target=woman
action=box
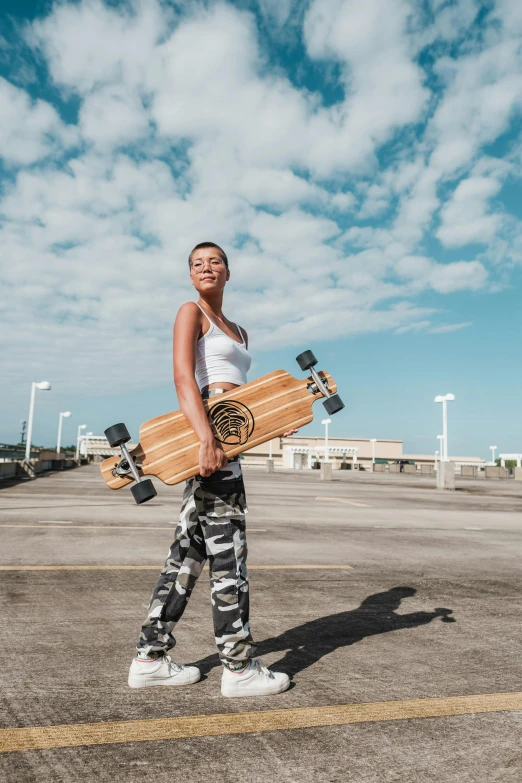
[128,242,293,697]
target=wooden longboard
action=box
[100,369,337,490]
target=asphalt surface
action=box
[1,465,521,782]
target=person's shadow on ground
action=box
[197,586,456,678]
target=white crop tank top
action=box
[194,303,252,391]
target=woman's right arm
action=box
[173,303,228,477]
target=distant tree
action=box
[496,458,517,469]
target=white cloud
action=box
[395,318,473,335]
[395,256,488,293]
[304,0,429,171]
[29,0,166,95]
[428,260,487,293]
[390,3,522,250]
[79,86,151,149]
[395,320,432,334]
[493,0,522,33]
[358,183,390,219]
[429,40,522,176]
[235,168,327,209]
[330,192,355,212]
[429,321,472,333]
[417,0,481,46]
[437,176,503,247]
[0,77,77,165]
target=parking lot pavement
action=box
[1,465,521,782]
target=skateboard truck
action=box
[296,350,345,415]
[104,423,157,504]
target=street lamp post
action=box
[321,418,332,462]
[370,438,377,464]
[56,411,71,455]
[434,394,455,462]
[76,425,87,460]
[437,434,444,460]
[83,432,93,459]
[490,445,497,465]
[25,381,52,461]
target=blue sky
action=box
[0,0,521,458]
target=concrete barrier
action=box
[266,459,274,474]
[461,465,478,478]
[373,463,387,473]
[402,464,416,474]
[0,463,17,479]
[514,467,522,481]
[0,459,80,482]
[437,461,455,490]
[421,464,434,475]
[34,460,53,474]
[484,466,509,479]
[320,462,333,481]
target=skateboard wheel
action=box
[296,350,317,371]
[131,479,157,505]
[323,394,345,415]
[104,423,131,448]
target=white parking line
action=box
[316,496,370,508]
[37,520,73,524]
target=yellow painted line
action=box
[0,564,352,572]
[0,525,267,532]
[316,496,370,508]
[1,692,520,753]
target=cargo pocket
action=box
[199,477,248,519]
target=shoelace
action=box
[164,655,183,674]
[252,658,275,679]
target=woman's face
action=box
[189,247,230,294]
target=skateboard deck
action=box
[100,368,337,490]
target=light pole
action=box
[76,424,86,460]
[321,418,332,462]
[434,394,455,461]
[370,438,377,464]
[56,411,71,455]
[83,432,93,459]
[490,445,497,465]
[437,434,444,460]
[25,381,51,461]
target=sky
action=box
[0,0,521,458]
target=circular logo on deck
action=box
[208,399,255,446]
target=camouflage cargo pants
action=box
[137,397,255,666]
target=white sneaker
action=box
[128,654,201,688]
[221,658,290,697]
